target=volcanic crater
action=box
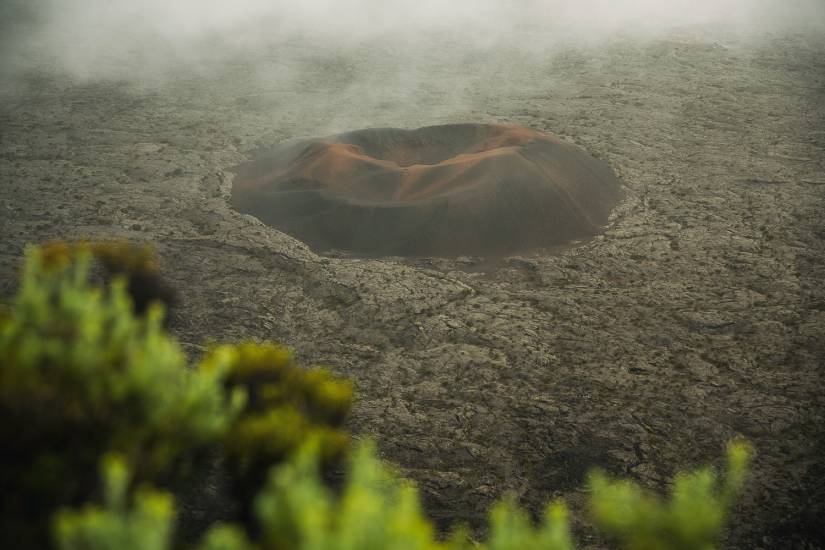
[230,123,623,257]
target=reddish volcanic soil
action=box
[230,124,623,257]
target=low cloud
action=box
[2,0,823,82]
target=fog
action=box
[1,0,823,84]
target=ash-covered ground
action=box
[1,8,824,548]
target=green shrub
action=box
[589,441,753,550]
[254,439,750,550]
[0,244,352,548]
[39,240,176,315]
[53,439,752,550]
[255,439,441,550]
[486,497,574,550]
[55,454,176,550]
[205,342,352,525]
[1,243,753,549]
[0,246,237,547]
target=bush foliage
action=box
[0,246,235,546]
[0,244,352,548]
[55,454,176,550]
[0,243,752,550]
[210,341,352,524]
[56,439,752,550]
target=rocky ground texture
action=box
[1,25,824,549]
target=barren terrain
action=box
[1,24,824,548]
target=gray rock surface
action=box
[1,27,824,548]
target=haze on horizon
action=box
[1,0,823,84]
